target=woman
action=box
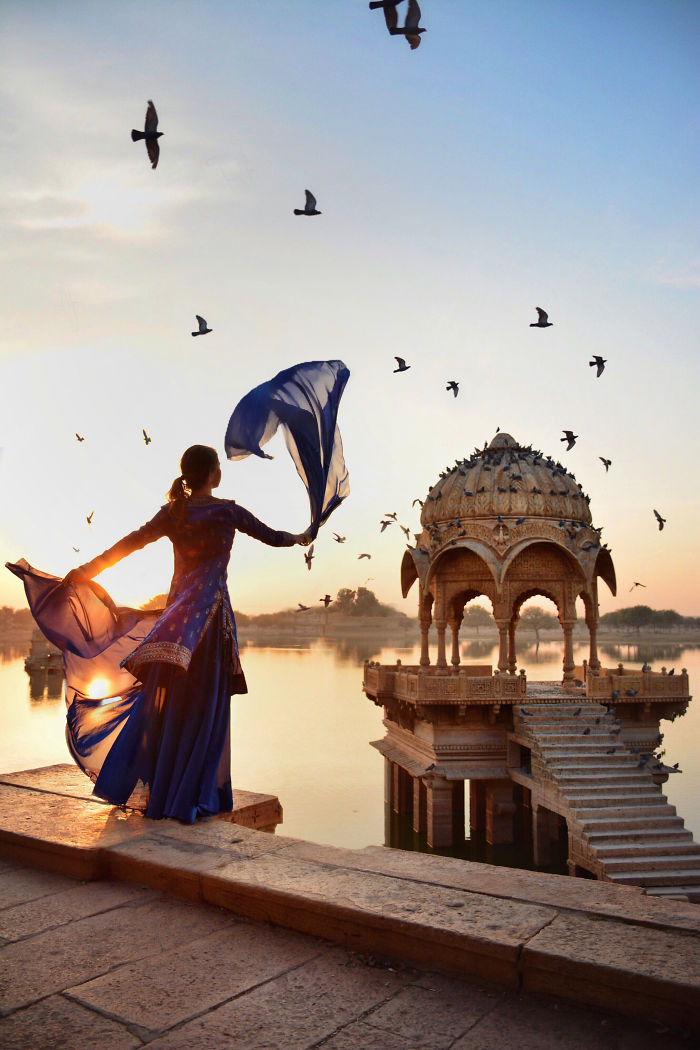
[11,444,313,823]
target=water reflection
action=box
[601,641,700,666]
[28,668,64,703]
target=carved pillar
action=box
[452,781,465,842]
[449,616,463,667]
[419,603,432,667]
[435,620,448,669]
[392,764,412,816]
[384,758,393,807]
[494,618,509,673]
[507,615,518,675]
[485,779,516,845]
[562,620,576,683]
[425,776,456,848]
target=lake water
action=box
[1,636,699,859]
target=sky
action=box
[1,0,698,618]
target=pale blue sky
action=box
[1,1,698,615]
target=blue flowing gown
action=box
[7,497,296,823]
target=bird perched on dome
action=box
[131,100,163,169]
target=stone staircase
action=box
[513,703,700,903]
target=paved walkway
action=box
[0,857,692,1050]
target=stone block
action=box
[69,919,321,1035]
[0,896,233,1014]
[0,994,140,1050]
[143,948,410,1050]
[0,880,155,943]
[521,912,700,1028]
[0,864,76,908]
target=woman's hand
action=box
[295,528,316,547]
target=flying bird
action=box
[191,315,212,337]
[332,533,346,543]
[75,433,85,442]
[412,498,424,507]
[599,457,611,472]
[384,512,398,520]
[304,545,314,570]
[561,430,578,451]
[358,553,371,560]
[629,581,646,591]
[380,519,394,532]
[297,603,310,612]
[86,511,94,525]
[446,381,459,397]
[389,0,426,48]
[400,525,411,539]
[294,190,321,216]
[530,307,553,328]
[589,355,607,377]
[393,356,410,373]
[131,100,163,169]
[72,546,80,552]
[142,429,151,445]
[320,594,333,608]
[653,509,666,531]
[369,0,405,35]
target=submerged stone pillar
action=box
[412,776,427,835]
[392,764,412,816]
[469,780,486,834]
[562,620,576,683]
[449,617,462,667]
[425,775,456,848]
[435,619,448,669]
[485,779,516,845]
[532,805,551,866]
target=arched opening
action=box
[425,546,497,668]
[515,594,562,671]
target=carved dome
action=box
[421,433,592,529]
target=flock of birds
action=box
[75,7,669,624]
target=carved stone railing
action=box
[363,661,527,705]
[586,667,689,702]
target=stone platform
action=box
[0,766,698,1034]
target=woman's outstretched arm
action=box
[64,508,170,584]
[231,503,313,547]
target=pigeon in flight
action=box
[304,544,314,570]
[320,594,333,608]
[297,603,310,612]
[446,381,459,397]
[653,509,666,531]
[192,315,212,337]
[561,430,578,450]
[369,0,405,34]
[390,0,426,48]
[86,511,94,525]
[142,428,152,445]
[400,524,411,539]
[358,553,372,560]
[72,546,80,552]
[131,100,163,169]
[380,519,394,532]
[629,581,646,591]
[294,190,321,216]
[333,533,346,543]
[75,433,85,442]
[393,356,410,373]
[530,307,553,328]
[384,512,398,520]
[590,355,607,377]
[412,498,423,507]
[599,457,611,472]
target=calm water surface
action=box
[1,637,698,852]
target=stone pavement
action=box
[0,857,694,1050]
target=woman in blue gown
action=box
[10,444,312,823]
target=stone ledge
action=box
[0,765,698,1030]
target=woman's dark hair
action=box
[168,445,220,520]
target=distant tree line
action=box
[600,605,700,632]
[0,606,34,633]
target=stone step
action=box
[568,792,665,810]
[556,773,651,788]
[594,843,700,865]
[607,868,700,888]
[646,885,700,902]
[538,735,623,749]
[547,758,639,769]
[586,826,693,845]
[538,743,629,755]
[575,804,678,823]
